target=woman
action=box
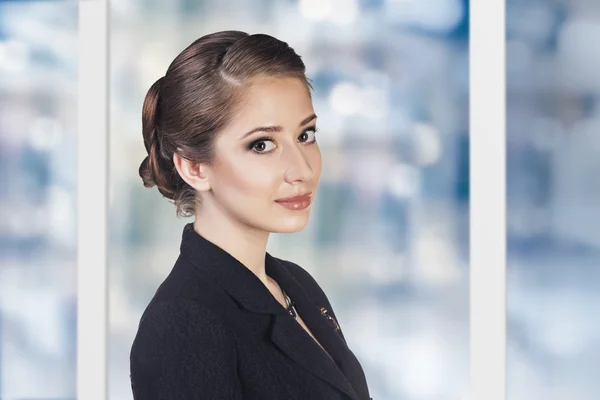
[130,30,372,400]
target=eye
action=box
[298,127,318,143]
[250,138,277,154]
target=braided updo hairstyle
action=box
[139,31,311,217]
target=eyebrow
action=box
[240,113,318,139]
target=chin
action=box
[269,215,311,234]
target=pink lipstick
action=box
[275,192,312,210]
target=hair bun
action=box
[139,149,178,200]
[138,155,156,188]
[139,76,179,200]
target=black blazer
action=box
[130,223,372,400]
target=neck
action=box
[193,204,271,284]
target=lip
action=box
[275,192,312,202]
[275,192,313,210]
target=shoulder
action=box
[137,296,226,331]
[130,297,236,375]
[133,296,233,353]
[131,256,236,358]
[130,298,242,398]
[144,255,233,318]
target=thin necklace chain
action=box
[281,288,298,320]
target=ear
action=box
[173,152,211,192]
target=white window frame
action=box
[470,0,507,399]
[77,1,108,399]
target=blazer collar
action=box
[179,223,288,316]
[179,223,362,400]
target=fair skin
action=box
[173,76,327,350]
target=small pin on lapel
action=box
[319,306,341,332]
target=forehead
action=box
[228,76,314,130]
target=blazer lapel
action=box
[267,255,361,400]
[269,312,360,400]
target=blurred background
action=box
[6,1,600,399]
[506,1,600,399]
[109,1,468,400]
[0,0,78,399]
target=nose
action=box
[283,144,314,184]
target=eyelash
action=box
[248,126,319,155]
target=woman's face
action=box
[203,76,322,234]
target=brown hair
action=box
[139,30,312,217]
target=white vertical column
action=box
[470,0,507,399]
[77,0,109,399]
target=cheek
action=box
[215,156,280,200]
